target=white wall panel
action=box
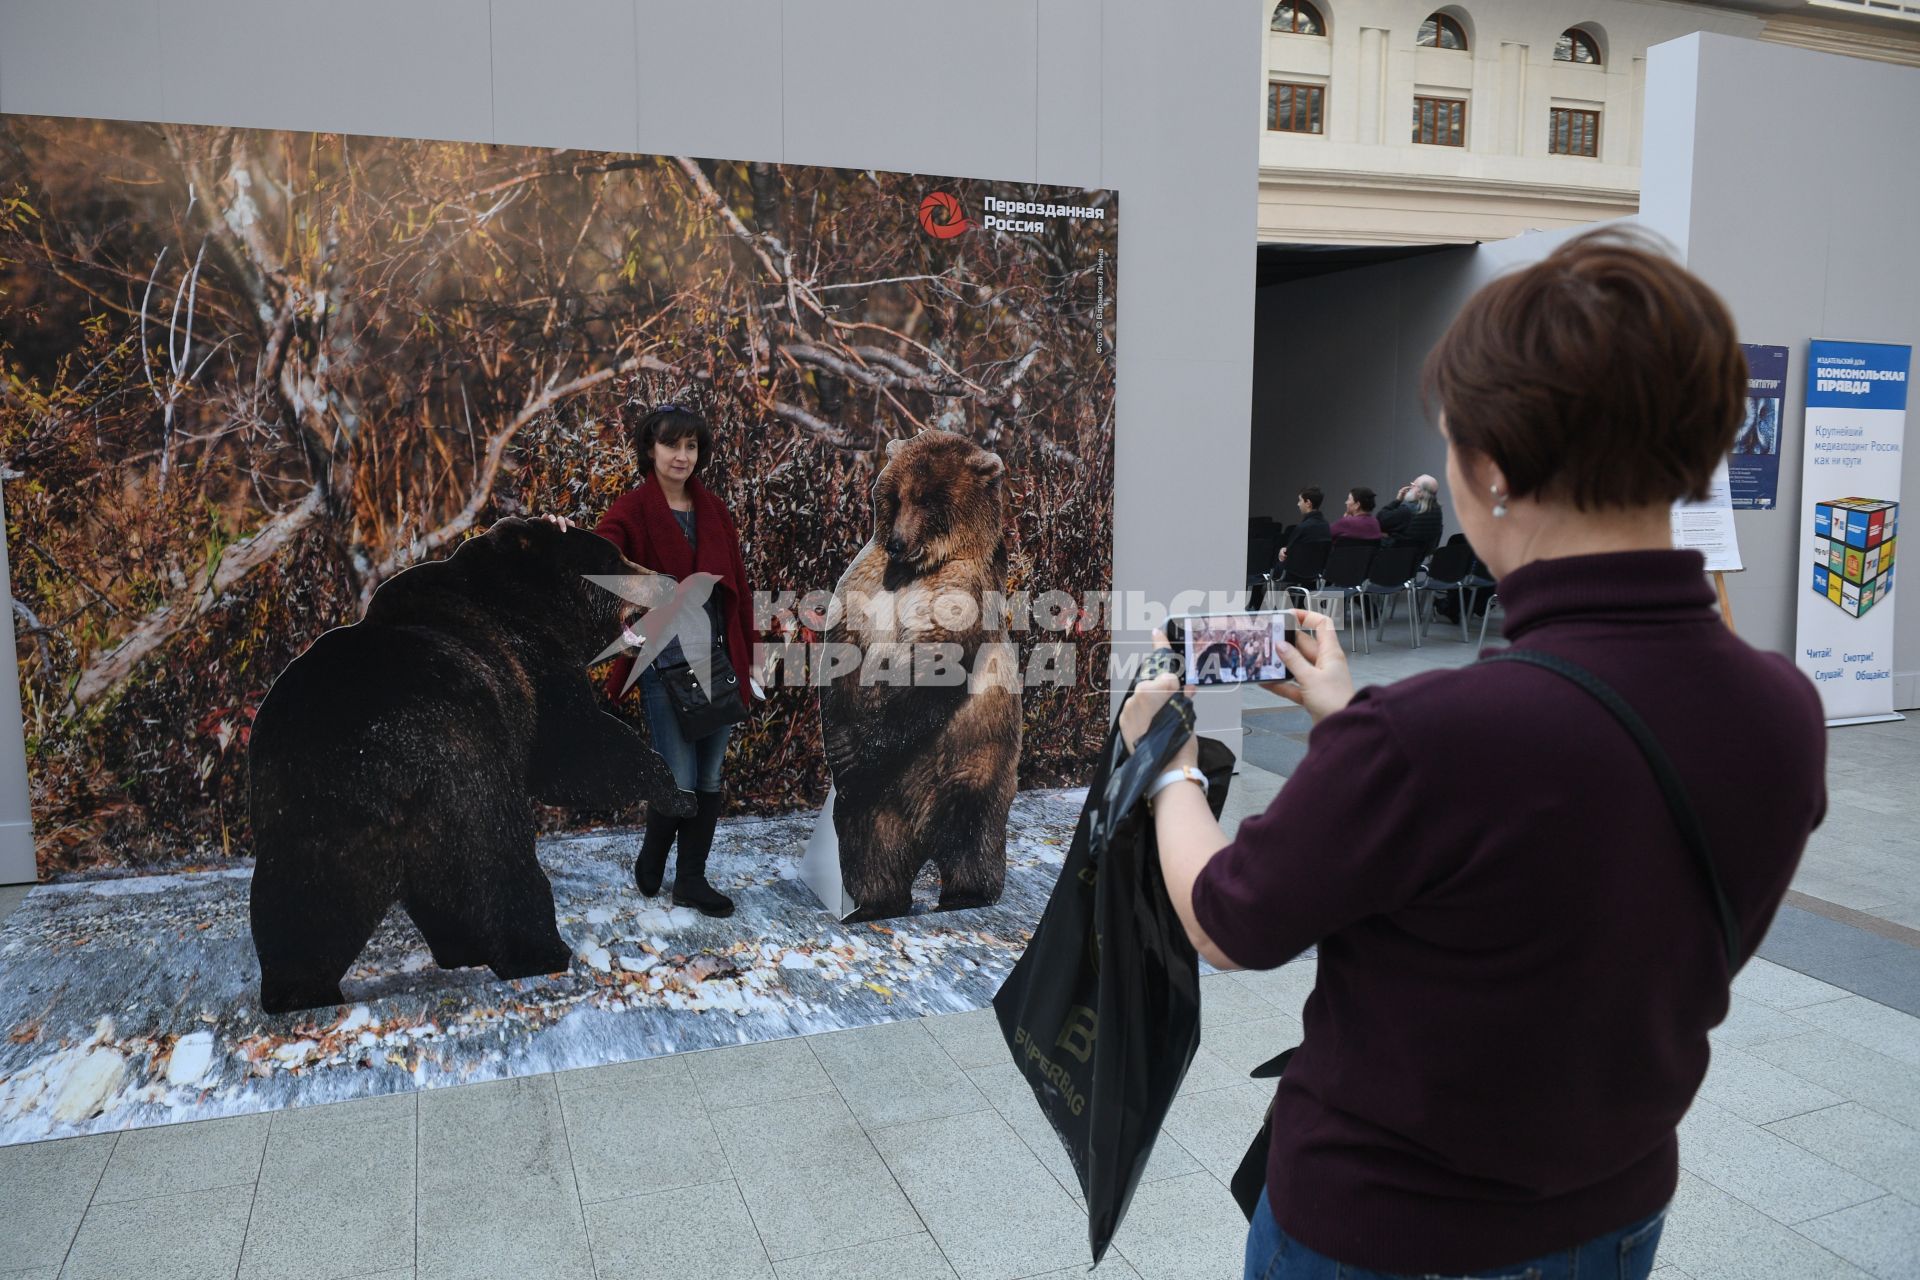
[0,0,163,122]
[782,0,1038,180]
[492,0,639,152]
[158,0,494,141]
[634,0,784,163]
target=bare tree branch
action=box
[67,486,328,710]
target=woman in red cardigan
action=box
[595,404,756,918]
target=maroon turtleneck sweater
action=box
[1192,550,1826,1273]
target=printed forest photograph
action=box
[0,117,1117,881]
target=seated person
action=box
[1329,487,1383,542]
[1276,486,1330,569]
[1379,475,1445,555]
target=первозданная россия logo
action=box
[918,191,969,239]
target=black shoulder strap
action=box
[1483,649,1743,971]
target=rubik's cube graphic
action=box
[1813,498,1897,618]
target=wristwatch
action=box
[1146,765,1208,808]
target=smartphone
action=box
[1165,609,1292,686]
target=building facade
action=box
[1258,0,1920,244]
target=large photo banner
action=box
[1796,339,1909,723]
[0,115,1116,1139]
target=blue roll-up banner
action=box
[1795,339,1910,724]
[1732,344,1788,510]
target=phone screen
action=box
[1175,610,1292,686]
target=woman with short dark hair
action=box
[595,403,756,918]
[1122,228,1826,1279]
[1327,486,1382,542]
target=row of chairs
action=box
[1258,536,1498,653]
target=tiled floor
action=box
[2,621,1918,1279]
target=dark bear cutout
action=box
[820,430,1022,921]
[248,518,687,1014]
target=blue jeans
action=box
[638,666,732,793]
[1243,1188,1667,1280]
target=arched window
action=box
[1555,28,1602,64]
[1418,13,1469,51]
[1271,3,1326,36]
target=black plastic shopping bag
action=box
[992,678,1234,1263]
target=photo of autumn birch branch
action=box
[0,118,1115,877]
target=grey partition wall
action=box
[0,1,1261,882]
[1641,33,1920,707]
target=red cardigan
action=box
[594,476,755,704]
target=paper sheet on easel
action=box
[1672,457,1744,572]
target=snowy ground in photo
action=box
[0,788,1086,1145]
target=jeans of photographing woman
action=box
[638,666,732,792]
[633,664,735,916]
[1244,1188,1668,1280]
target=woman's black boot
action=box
[671,791,735,918]
[635,793,692,896]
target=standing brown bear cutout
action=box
[819,431,1022,921]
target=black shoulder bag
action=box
[1227,648,1742,1220]
[653,644,748,740]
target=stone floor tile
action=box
[1677,1096,1885,1225]
[710,1092,921,1260]
[1199,972,1280,1027]
[870,1107,1086,1280]
[1710,994,1819,1050]
[416,1172,594,1280]
[240,1097,415,1280]
[272,1090,416,1132]
[1812,951,1920,1020]
[559,1073,728,1203]
[809,1018,989,1131]
[553,1051,690,1092]
[966,1061,1197,1199]
[61,1185,252,1280]
[1226,959,1317,1021]
[418,1075,574,1189]
[1657,1171,1874,1280]
[1746,1032,1920,1130]
[1199,1015,1302,1079]
[1108,1170,1246,1280]
[1697,1045,1846,1125]
[1756,908,1903,978]
[1732,959,1853,1012]
[0,1131,114,1270]
[1176,1043,1248,1096]
[585,1180,774,1280]
[1790,997,1920,1068]
[924,1008,1011,1071]
[1158,1083,1271,1182]
[686,1036,835,1111]
[1792,1195,1920,1280]
[1022,1260,1142,1279]
[94,1112,269,1203]
[416,1076,592,1280]
[771,1231,959,1280]
[1766,1103,1920,1205]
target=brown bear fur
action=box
[818,430,1022,920]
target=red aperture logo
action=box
[918,191,969,239]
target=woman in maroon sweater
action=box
[1327,486,1384,542]
[1122,230,1826,1278]
[595,404,756,917]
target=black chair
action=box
[1274,538,1330,588]
[1356,544,1426,648]
[1415,539,1477,643]
[1319,541,1378,653]
[1246,531,1282,608]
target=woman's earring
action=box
[1490,486,1509,519]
